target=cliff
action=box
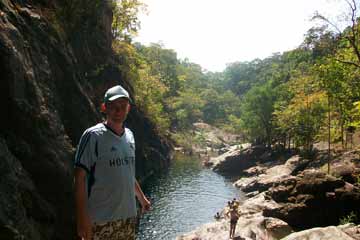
[0,0,171,239]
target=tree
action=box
[274,77,327,153]
[240,82,276,146]
[312,0,360,67]
[111,0,146,41]
[167,90,205,129]
[136,43,180,96]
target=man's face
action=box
[105,98,130,124]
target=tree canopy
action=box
[107,0,360,152]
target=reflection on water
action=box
[136,153,242,240]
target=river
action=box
[136,152,243,240]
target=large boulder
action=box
[211,145,269,176]
[176,215,292,240]
[263,169,360,230]
[177,193,292,240]
[234,155,307,193]
[282,225,357,240]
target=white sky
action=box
[135,0,348,72]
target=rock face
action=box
[192,123,241,148]
[179,145,360,239]
[176,216,292,240]
[263,169,360,230]
[177,142,360,239]
[234,155,308,193]
[230,150,360,231]
[282,225,357,240]
[0,137,57,240]
[0,1,171,239]
[211,145,268,176]
[211,144,296,176]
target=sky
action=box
[135,0,348,72]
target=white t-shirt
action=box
[75,123,137,224]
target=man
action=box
[74,85,151,240]
[227,207,240,239]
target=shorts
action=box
[230,219,238,225]
[92,218,136,240]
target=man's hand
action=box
[139,196,151,214]
[77,213,92,240]
[75,168,92,240]
[135,180,151,214]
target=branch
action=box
[335,58,360,68]
[347,0,360,64]
[312,12,342,34]
[343,34,360,65]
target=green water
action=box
[136,153,242,240]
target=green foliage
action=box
[112,40,171,134]
[135,66,170,133]
[339,211,357,225]
[350,101,360,128]
[240,82,276,145]
[200,89,241,125]
[167,90,205,129]
[221,115,243,134]
[136,43,180,95]
[57,0,103,33]
[111,0,145,41]
[107,0,360,149]
[274,74,327,150]
[171,132,196,152]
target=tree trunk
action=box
[288,135,291,150]
[328,95,331,174]
[340,104,344,149]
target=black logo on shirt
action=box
[109,157,135,167]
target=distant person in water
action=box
[227,207,240,239]
[214,212,221,220]
[74,85,151,240]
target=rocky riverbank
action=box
[177,143,360,240]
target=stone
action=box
[281,226,355,240]
[234,155,303,193]
[264,218,293,239]
[212,145,268,176]
[264,169,360,229]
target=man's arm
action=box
[74,168,92,240]
[134,179,151,213]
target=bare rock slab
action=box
[282,225,356,240]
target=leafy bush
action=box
[339,211,357,225]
